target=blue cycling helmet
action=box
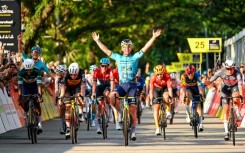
[31,46,42,54]
[100,58,110,65]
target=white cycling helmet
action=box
[55,64,67,75]
[23,59,34,70]
[170,73,177,79]
[225,58,235,68]
[68,62,79,74]
[121,39,133,46]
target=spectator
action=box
[240,63,245,85]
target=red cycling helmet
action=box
[186,65,195,74]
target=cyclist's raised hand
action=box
[92,32,100,42]
[152,29,162,38]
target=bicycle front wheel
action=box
[170,103,175,125]
[123,108,129,146]
[71,108,77,144]
[193,111,198,138]
[28,108,37,144]
[231,107,235,146]
[87,106,91,131]
[160,110,166,140]
[137,98,142,124]
[101,111,107,139]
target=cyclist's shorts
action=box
[19,96,41,115]
[153,86,168,104]
[95,84,110,98]
[221,84,239,105]
[85,88,92,97]
[115,83,137,104]
[186,86,199,97]
[22,82,38,95]
[173,89,178,97]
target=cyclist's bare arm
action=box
[167,80,173,97]
[80,84,86,97]
[204,69,222,86]
[110,80,115,92]
[17,35,23,53]
[145,62,150,75]
[91,80,97,99]
[59,85,66,98]
[38,85,42,95]
[141,29,162,53]
[18,84,22,96]
[92,32,112,56]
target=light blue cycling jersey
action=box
[22,53,50,73]
[110,50,144,83]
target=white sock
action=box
[224,121,228,133]
[199,117,203,125]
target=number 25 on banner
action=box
[187,38,222,53]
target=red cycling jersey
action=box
[150,72,172,90]
[110,68,119,85]
[93,67,112,84]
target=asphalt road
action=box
[0,105,245,153]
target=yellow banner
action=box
[177,53,202,63]
[171,62,185,71]
[187,38,222,53]
[166,65,177,73]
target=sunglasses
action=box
[70,74,77,77]
[25,69,33,72]
[121,44,133,48]
[100,65,108,68]
[157,74,163,76]
[240,66,244,68]
[226,68,232,71]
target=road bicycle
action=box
[99,96,109,139]
[85,95,95,131]
[185,95,202,138]
[63,94,80,144]
[22,94,39,144]
[118,95,135,146]
[154,97,167,140]
[220,96,243,146]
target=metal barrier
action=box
[224,28,245,65]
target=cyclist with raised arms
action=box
[58,62,86,137]
[149,65,173,135]
[180,65,205,132]
[204,59,244,140]
[91,58,114,134]
[54,64,67,134]
[92,29,162,140]
[21,46,55,78]
[18,59,43,134]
